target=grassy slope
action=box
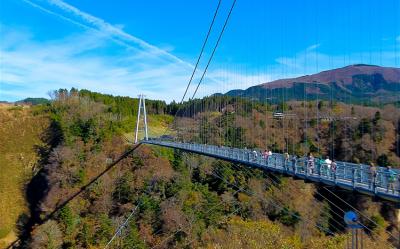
[0,104,49,247]
[124,114,175,142]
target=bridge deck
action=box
[143,139,400,203]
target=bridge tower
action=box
[134,94,148,143]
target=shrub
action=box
[277,207,301,226]
[368,214,386,232]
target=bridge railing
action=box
[145,138,400,198]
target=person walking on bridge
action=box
[386,166,397,194]
[331,159,337,180]
[284,152,290,171]
[266,149,272,163]
[262,150,268,159]
[252,149,258,162]
[262,150,268,165]
[307,153,315,175]
[316,157,324,176]
[291,155,298,173]
[324,156,332,177]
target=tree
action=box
[201,218,303,249]
[94,214,113,246]
[367,214,386,233]
[318,101,324,110]
[113,173,134,204]
[120,220,147,249]
[377,154,389,167]
[276,206,301,226]
[373,111,381,125]
[30,221,63,249]
[277,102,289,112]
[58,205,77,236]
[160,199,189,234]
[358,118,372,137]
[259,119,266,129]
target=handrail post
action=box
[306,159,309,177]
[334,167,337,184]
[318,163,322,177]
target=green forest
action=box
[1,89,399,249]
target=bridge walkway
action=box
[143,139,400,203]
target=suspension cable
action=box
[160,0,223,137]
[228,162,346,232]
[262,167,394,246]
[150,171,245,249]
[104,202,142,248]
[191,0,237,100]
[178,0,222,105]
[323,186,399,242]
[6,143,142,249]
[210,166,336,236]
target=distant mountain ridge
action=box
[226,64,400,104]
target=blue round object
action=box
[344,211,362,228]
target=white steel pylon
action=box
[134,94,148,143]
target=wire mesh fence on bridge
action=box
[144,138,400,202]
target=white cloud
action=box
[25,0,189,66]
[0,26,263,102]
[306,44,320,51]
[273,44,400,78]
[207,70,273,89]
[2,36,176,101]
[2,0,249,102]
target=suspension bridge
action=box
[134,88,400,204]
[132,91,400,247]
[142,139,400,203]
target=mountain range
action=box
[226,64,400,104]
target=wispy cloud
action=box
[1,0,232,102]
[0,27,191,101]
[306,43,320,51]
[273,44,400,78]
[24,0,190,66]
[0,24,260,102]
[1,0,275,102]
[204,70,273,92]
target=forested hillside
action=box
[1,89,399,249]
[174,95,400,167]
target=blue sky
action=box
[0,0,399,102]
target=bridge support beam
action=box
[134,94,149,143]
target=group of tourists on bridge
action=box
[368,163,398,193]
[255,150,339,177]
[247,148,399,194]
[146,139,399,196]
